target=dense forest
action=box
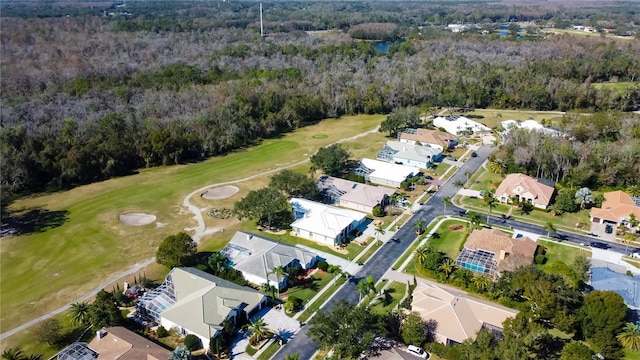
[2,1,640,206]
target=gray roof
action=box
[384,141,441,163]
[222,232,318,284]
[591,267,640,308]
[316,176,395,208]
[161,267,264,339]
[56,343,98,360]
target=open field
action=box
[592,81,640,93]
[428,220,470,259]
[541,28,637,41]
[463,109,566,128]
[0,114,383,334]
[537,240,591,267]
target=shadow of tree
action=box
[1,207,69,237]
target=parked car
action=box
[447,156,457,161]
[471,152,478,157]
[587,232,599,237]
[632,252,640,259]
[406,345,429,359]
[605,224,614,234]
[590,241,609,249]
[425,175,434,180]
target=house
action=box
[433,115,491,136]
[290,198,367,246]
[316,175,395,213]
[136,267,266,347]
[590,191,640,228]
[56,327,170,360]
[352,158,416,188]
[398,128,458,152]
[377,141,442,169]
[455,228,537,278]
[591,266,640,309]
[500,119,561,136]
[220,231,319,290]
[494,173,556,209]
[411,282,518,345]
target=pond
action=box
[372,39,406,52]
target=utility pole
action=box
[260,3,264,37]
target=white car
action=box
[406,345,429,359]
[632,252,640,259]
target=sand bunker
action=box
[119,213,157,226]
[201,185,239,200]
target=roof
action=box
[591,267,640,308]
[87,327,171,360]
[463,228,537,273]
[161,268,264,340]
[501,119,561,136]
[290,198,367,238]
[590,191,640,223]
[399,128,457,148]
[384,141,441,163]
[411,282,517,344]
[495,173,555,207]
[360,158,416,184]
[433,115,490,135]
[56,342,98,360]
[222,232,318,283]
[317,176,395,209]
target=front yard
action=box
[367,281,407,315]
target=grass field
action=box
[592,82,640,93]
[537,240,591,267]
[0,114,383,334]
[463,109,566,128]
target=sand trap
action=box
[119,213,157,226]
[201,185,239,200]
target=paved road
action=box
[272,145,495,360]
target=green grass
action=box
[342,132,388,160]
[1,114,383,333]
[284,272,333,304]
[428,220,470,259]
[537,240,591,268]
[467,169,504,191]
[312,134,328,139]
[392,220,441,270]
[592,82,640,93]
[256,340,281,360]
[358,240,382,264]
[246,344,258,356]
[367,281,407,315]
[297,276,347,323]
[463,109,567,128]
[427,163,452,178]
[624,349,640,360]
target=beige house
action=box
[590,190,640,228]
[494,173,555,209]
[411,282,518,345]
[316,175,395,213]
[398,128,458,151]
[56,327,170,360]
[455,228,537,278]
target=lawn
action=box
[358,239,383,264]
[625,349,640,360]
[592,82,640,93]
[427,163,452,179]
[367,281,407,315]
[537,240,591,268]
[428,220,470,259]
[256,340,281,360]
[1,114,383,332]
[463,109,566,128]
[342,132,389,160]
[297,275,347,323]
[467,169,504,191]
[284,271,334,305]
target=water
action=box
[372,39,406,52]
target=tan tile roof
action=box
[411,282,517,344]
[400,129,457,148]
[88,326,170,360]
[321,176,395,208]
[590,191,640,223]
[464,228,537,272]
[495,173,555,208]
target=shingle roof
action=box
[495,173,555,208]
[590,191,640,223]
[289,198,367,239]
[463,228,537,273]
[87,327,170,360]
[591,267,640,308]
[384,141,441,163]
[400,129,457,148]
[317,176,395,208]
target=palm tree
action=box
[453,179,464,188]
[482,190,497,223]
[414,245,430,265]
[261,283,277,299]
[2,348,26,360]
[208,252,230,274]
[623,233,636,256]
[544,222,556,238]
[269,266,288,295]
[249,318,270,343]
[487,160,504,174]
[574,187,592,209]
[439,258,456,279]
[442,196,451,215]
[472,274,492,291]
[374,225,385,242]
[617,322,640,351]
[464,171,472,184]
[627,185,640,197]
[69,301,90,327]
[285,354,300,360]
[414,220,426,235]
[467,212,483,232]
[356,279,375,303]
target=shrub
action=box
[184,334,202,351]
[535,254,546,265]
[285,296,303,313]
[372,205,386,217]
[156,326,168,338]
[317,260,329,272]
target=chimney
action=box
[97,329,106,340]
[247,233,253,241]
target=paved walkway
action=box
[457,188,481,198]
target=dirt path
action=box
[0,124,380,341]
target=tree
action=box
[574,187,592,209]
[169,347,192,360]
[310,144,350,177]
[269,266,288,294]
[379,106,420,137]
[579,291,627,346]
[234,187,290,229]
[401,312,427,347]
[249,318,270,343]
[69,301,90,327]
[270,170,318,199]
[414,245,430,265]
[482,190,497,223]
[472,274,492,291]
[439,258,456,279]
[553,188,578,215]
[454,179,464,188]
[156,232,197,268]
[88,290,122,329]
[2,348,26,360]
[617,323,640,351]
[261,283,277,298]
[308,299,382,359]
[184,334,202,351]
[33,319,61,345]
[285,354,300,360]
[356,275,375,302]
[544,222,556,238]
[374,225,385,242]
[208,252,231,274]
[443,196,451,215]
[572,253,591,285]
[559,341,594,360]
[519,201,534,215]
[413,220,426,235]
[467,211,483,232]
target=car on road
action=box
[406,345,429,359]
[471,152,478,157]
[587,232,599,237]
[590,241,609,249]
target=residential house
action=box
[289,198,367,246]
[398,128,458,152]
[136,267,266,347]
[494,173,556,209]
[220,231,319,290]
[500,119,561,137]
[590,190,640,228]
[377,141,442,169]
[56,327,170,360]
[352,158,416,188]
[433,115,491,136]
[316,175,395,213]
[455,228,537,278]
[591,266,640,309]
[411,282,518,345]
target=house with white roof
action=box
[433,115,490,136]
[136,267,266,347]
[220,232,319,290]
[352,158,416,188]
[289,198,367,246]
[501,119,561,136]
[377,141,442,169]
[316,176,395,213]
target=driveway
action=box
[230,306,301,359]
[457,189,481,198]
